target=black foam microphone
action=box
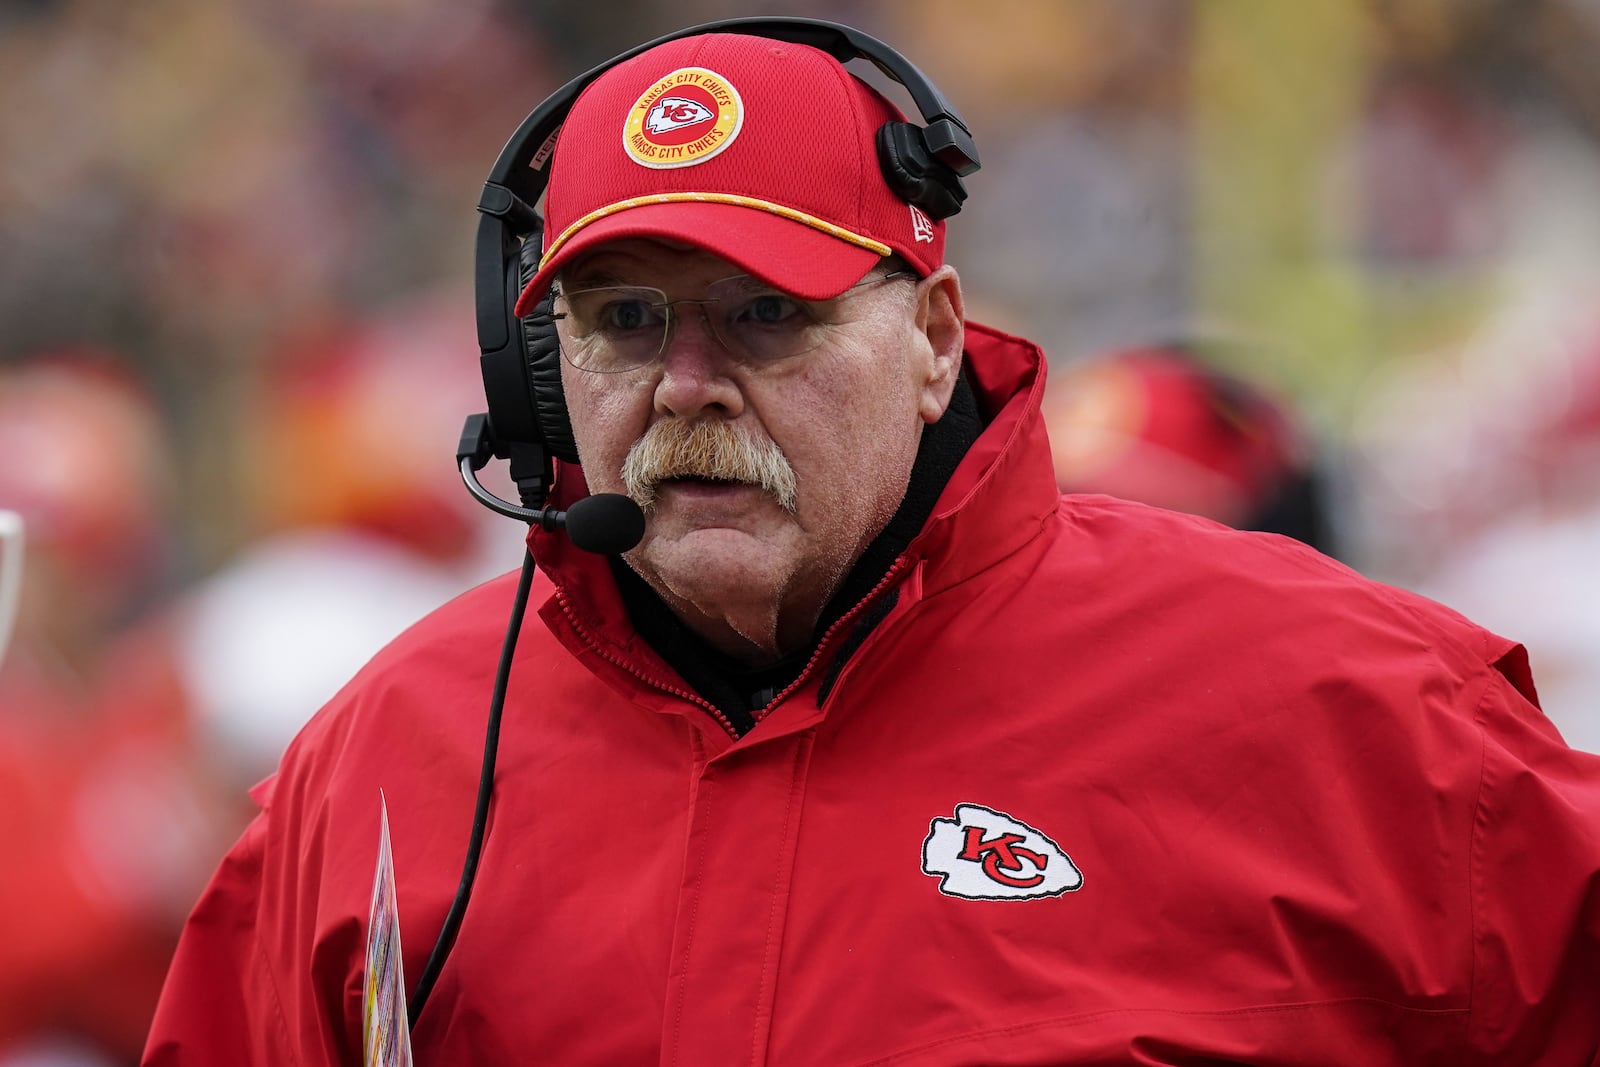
[456,413,645,553]
[559,493,646,554]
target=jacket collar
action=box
[901,320,1059,595]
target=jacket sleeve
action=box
[140,801,302,1066]
[1468,643,1600,1064]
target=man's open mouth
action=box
[665,475,744,486]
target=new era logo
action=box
[922,803,1083,900]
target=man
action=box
[144,23,1600,1066]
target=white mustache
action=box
[621,419,797,513]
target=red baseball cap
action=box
[512,31,945,317]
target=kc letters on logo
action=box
[922,804,1083,901]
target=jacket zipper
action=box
[551,585,745,737]
[753,556,913,725]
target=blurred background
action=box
[3,0,1600,1062]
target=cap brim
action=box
[513,201,888,317]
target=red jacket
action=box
[144,324,1600,1065]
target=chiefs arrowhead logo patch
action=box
[624,66,743,170]
[922,803,1083,901]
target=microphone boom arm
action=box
[456,413,647,554]
[458,454,568,528]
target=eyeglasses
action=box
[551,271,916,374]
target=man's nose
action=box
[653,305,743,418]
[663,301,728,358]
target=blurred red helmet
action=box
[1044,342,1336,553]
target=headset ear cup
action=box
[516,242,579,464]
[876,121,966,221]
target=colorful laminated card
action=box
[0,510,22,666]
[364,792,415,1067]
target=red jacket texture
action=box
[144,324,1600,1065]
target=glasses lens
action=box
[555,286,668,373]
[705,277,834,364]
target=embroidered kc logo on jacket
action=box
[922,803,1083,900]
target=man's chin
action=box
[635,526,796,601]
[647,520,783,555]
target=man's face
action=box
[556,238,963,663]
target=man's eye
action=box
[602,299,659,331]
[733,293,805,328]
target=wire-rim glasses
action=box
[551,270,916,374]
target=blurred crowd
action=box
[4,1,1600,1062]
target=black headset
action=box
[467,16,980,511]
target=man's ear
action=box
[915,265,965,424]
